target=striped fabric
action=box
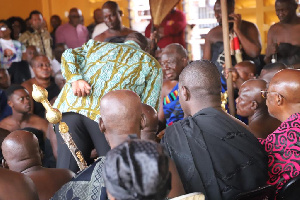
[53,39,163,122]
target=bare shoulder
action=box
[21,78,34,91]
[94,31,108,42]
[0,117,18,132]
[48,168,75,180]
[123,27,135,34]
[241,20,258,31]
[206,26,222,43]
[162,80,178,96]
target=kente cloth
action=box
[51,157,108,200]
[163,83,184,127]
[259,113,300,191]
[0,39,24,69]
[55,23,89,49]
[145,9,186,49]
[19,30,53,59]
[277,43,300,67]
[161,107,268,200]
[104,140,171,200]
[53,40,162,123]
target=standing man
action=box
[264,0,300,69]
[145,8,187,49]
[94,1,134,43]
[55,8,89,49]
[203,0,261,74]
[19,10,52,59]
[53,32,162,172]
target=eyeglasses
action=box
[261,90,285,99]
[160,60,177,69]
[0,27,7,31]
[34,62,51,69]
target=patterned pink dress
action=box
[259,113,300,190]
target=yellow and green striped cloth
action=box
[53,39,162,122]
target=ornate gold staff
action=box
[32,84,87,171]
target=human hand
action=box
[229,13,242,33]
[266,42,278,58]
[223,65,239,82]
[71,79,91,97]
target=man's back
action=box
[27,168,74,200]
[161,107,268,200]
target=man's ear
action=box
[182,57,188,67]
[180,85,190,101]
[119,10,123,17]
[99,117,106,134]
[2,159,9,169]
[140,113,146,131]
[39,149,44,161]
[276,93,284,106]
[7,99,13,107]
[250,101,258,110]
[248,73,255,79]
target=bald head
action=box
[259,62,286,83]
[236,79,267,117]
[100,90,143,138]
[235,61,256,81]
[162,43,188,58]
[2,130,41,171]
[269,69,300,103]
[267,69,300,121]
[141,104,158,141]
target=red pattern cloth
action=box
[259,113,300,190]
[145,9,186,49]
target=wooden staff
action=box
[221,0,235,116]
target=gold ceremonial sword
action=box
[32,84,87,171]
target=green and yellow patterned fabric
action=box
[53,39,162,122]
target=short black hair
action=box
[125,32,149,51]
[179,60,221,97]
[5,85,26,99]
[216,0,235,8]
[102,1,120,11]
[29,10,43,20]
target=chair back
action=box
[277,176,300,200]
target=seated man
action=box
[2,130,74,200]
[8,45,38,85]
[264,0,300,69]
[161,60,268,200]
[260,69,300,191]
[259,62,286,83]
[158,43,188,131]
[141,103,159,142]
[22,55,60,118]
[203,0,261,74]
[94,1,135,43]
[0,168,38,200]
[236,79,281,138]
[53,32,162,172]
[0,85,48,133]
[104,140,171,200]
[52,90,185,200]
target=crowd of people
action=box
[0,0,300,199]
